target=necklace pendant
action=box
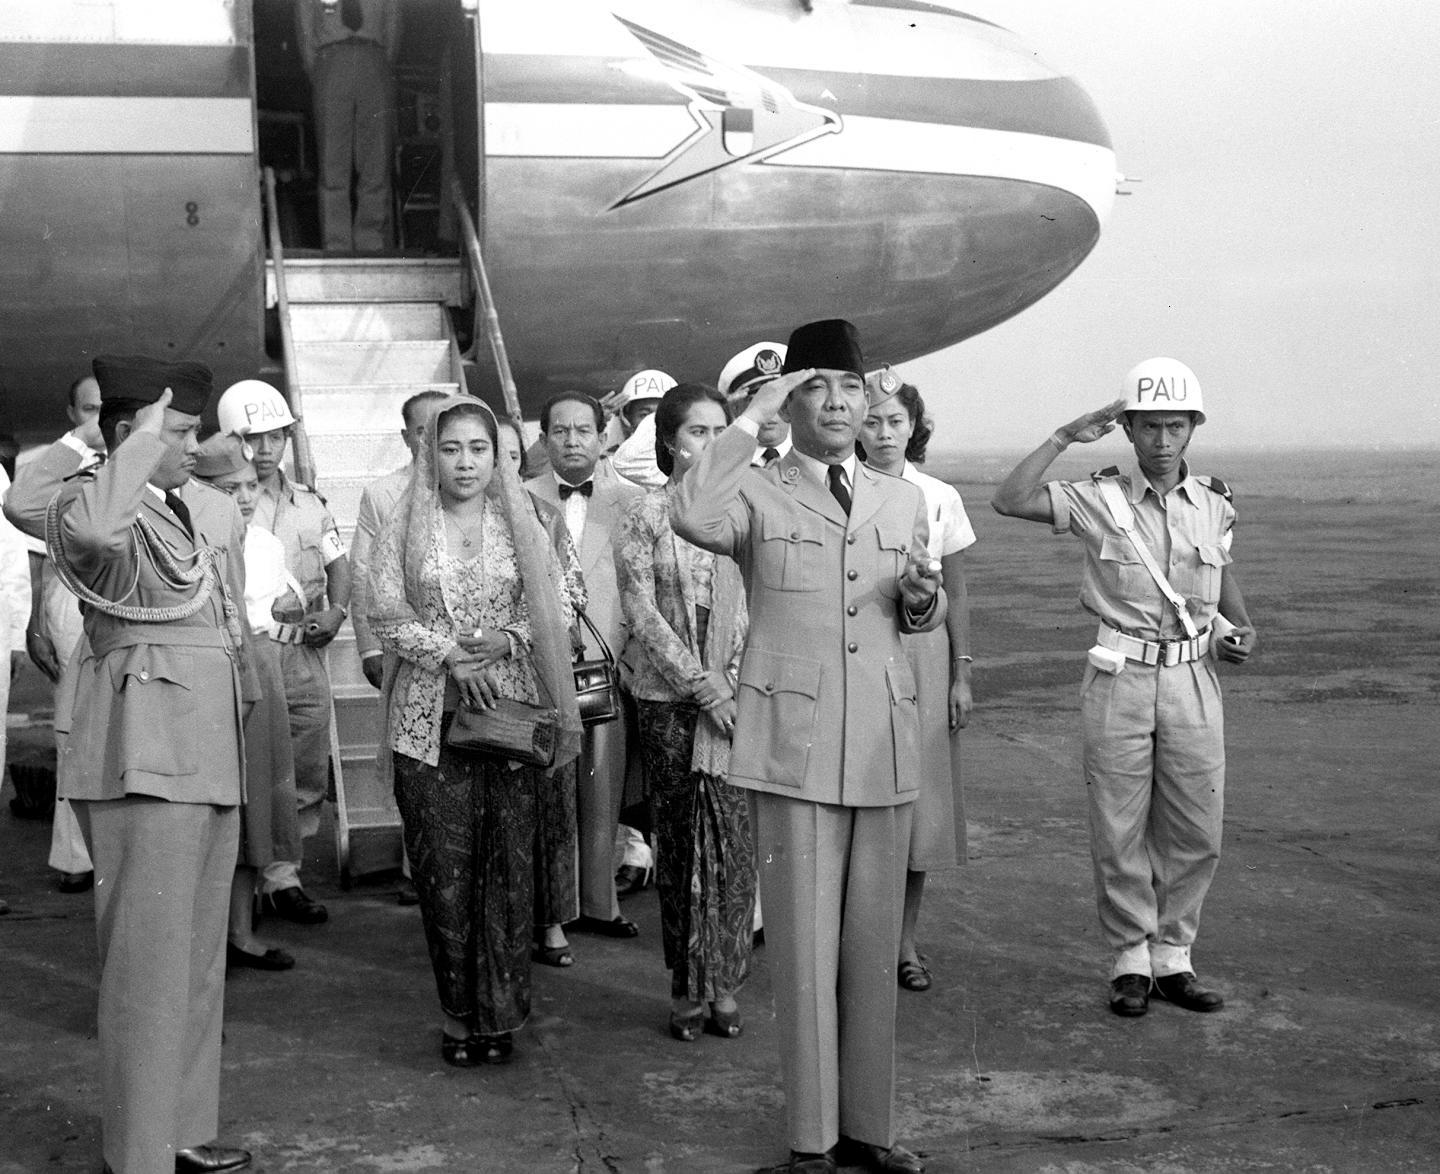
[462,536,472,547]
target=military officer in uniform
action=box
[4,355,258,1173]
[217,380,349,925]
[672,319,944,1174]
[991,358,1256,1018]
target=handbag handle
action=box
[574,607,614,666]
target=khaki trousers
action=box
[1081,658,1225,969]
[576,708,628,921]
[750,791,911,1154]
[76,796,238,1174]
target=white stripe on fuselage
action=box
[0,96,253,154]
[480,1,1061,83]
[484,103,1116,223]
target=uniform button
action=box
[846,535,856,545]
[847,605,857,616]
[846,569,858,581]
[139,670,150,682]
[847,642,858,653]
[790,531,800,540]
[763,682,776,695]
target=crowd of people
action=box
[0,321,1254,1174]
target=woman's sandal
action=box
[532,942,574,968]
[704,1004,744,1039]
[442,1032,481,1068]
[668,1007,705,1043]
[898,956,932,992]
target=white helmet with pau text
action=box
[1120,357,1204,424]
[217,379,297,437]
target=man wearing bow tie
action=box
[526,393,642,935]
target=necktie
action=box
[164,491,194,538]
[340,0,364,32]
[826,465,852,516]
[559,480,594,499]
[761,447,781,465]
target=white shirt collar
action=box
[790,447,857,490]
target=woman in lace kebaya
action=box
[369,396,584,1065]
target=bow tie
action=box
[559,480,594,499]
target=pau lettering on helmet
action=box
[216,379,298,437]
[1120,357,1206,424]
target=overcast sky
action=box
[910,1,1440,451]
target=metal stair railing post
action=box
[451,176,524,434]
[261,166,319,491]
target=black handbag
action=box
[573,608,621,728]
[445,695,557,768]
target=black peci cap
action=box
[781,319,864,379]
[92,354,213,417]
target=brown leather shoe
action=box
[834,1136,925,1173]
[1109,972,1151,1017]
[174,1143,252,1171]
[1154,971,1225,1012]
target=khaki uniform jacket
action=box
[671,425,945,807]
[4,434,256,805]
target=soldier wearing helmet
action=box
[217,378,350,929]
[992,358,1256,1020]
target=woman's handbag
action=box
[573,608,621,728]
[446,696,557,768]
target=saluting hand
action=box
[1056,398,1127,446]
[134,388,173,435]
[742,368,816,429]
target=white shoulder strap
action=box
[1096,478,1198,638]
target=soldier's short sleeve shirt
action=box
[1045,460,1236,640]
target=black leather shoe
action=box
[226,942,296,971]
[57,870,94,894]
[834,1136,925,1173]
[174,1143,252,1171]
[260,886,328,925]
[757,1151,837,1174]
[1154,971,1224,1012]
[1109,973,1151,1017]
[614,863,651,898]
[567,914,638,938]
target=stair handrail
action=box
[451,177,524,431]
[261,166,319,491]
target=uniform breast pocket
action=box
[733,648,822,789]
[109,647,198,776]
[755,514,826,592]
[1193,542,1232,604]
[1098,535,1152,599]
[873,520,911,599]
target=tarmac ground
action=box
[2,491,1437,1173]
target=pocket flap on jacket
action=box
[1197,543,1233,568]
[1099,534,1142,564]
[758,513,825,546]
[884,660,919,707]
[738,648,822,699]
[110,646,193,691]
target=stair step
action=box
[288,301,447,342]
[306,428,410,471]
[267,257,467,306]
[298,383,457,426]
[295,339,452,387]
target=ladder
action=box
[264,254,469,886]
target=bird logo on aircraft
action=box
[611,15,843,209]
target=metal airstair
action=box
[263,245,469,886]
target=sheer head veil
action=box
[369,394,581,771]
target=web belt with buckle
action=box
[1097,625,1212,667]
